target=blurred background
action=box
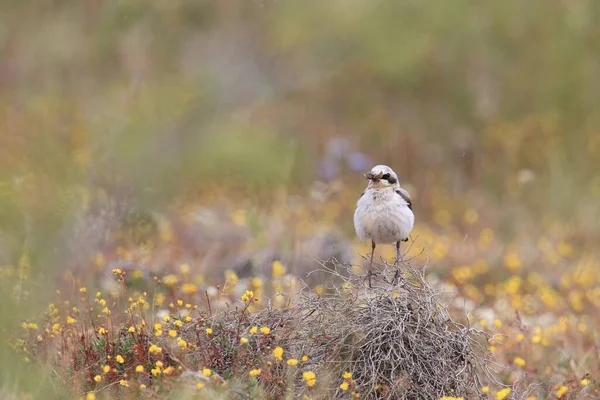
[2,0,600,396]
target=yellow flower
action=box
[155,329,163,337]
[98,327,107,335]
[163,274,178,285]
[174,320,183,327]
[148,344,162,354]
[151,368,161,376]
[493,319,502,328]
[119,380,129,387]
[196,382,204,389]
[66,316,76,325]
[184,315,192,323]
[513,357,526,367]
[180,263,190,274]
[163,366,175,375]
[503,251,522,271]
[102,365,110,373]
[241,290,254,302]
[116,355,124,364]
[240,337,249,344]
[177,337,188,349]
[168,330,177,338]
[555,386,569,397]
[249,326,258,334]
[155,361,163,368]
[93,375,101,382]
[140,384,146,389]
[112,269,122,275]
[303,371,317,387]
[249,368,261,377]
[177,300,183,307]
[340,382,349,391]
[287,358,298,366]
[135,365,144,373]
[272,260,286,278]
[343,371,352,379]
[481,386,489,393]
[202,368,212,377]
[86,393,96,400]
[273,347,284,361]
[260,327,271,335]
[205,328,213,335]
[79,287,87,293]
[128,326,135,333]
[496,388,511,400]
[182,283,198,294]
[301,355,309,362]
[581,379,590,386]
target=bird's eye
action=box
[382,173,391,180]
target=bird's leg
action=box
[392,240,403,285]
[368,240,376,288]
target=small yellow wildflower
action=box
[249,368,261,377]
[513,357,526,367]
[184,315,192,323]
[180,263,190,274]
[272,260,286,278]
[79,287,87,293]
[202,368,212,377]
[148,344,162,354]
[116,355,124,364]
[481,386,489,393]
[98,327,107,335]
[112,269,122,276]
[151,368,161,376]
[205,328,213,335]
[493,319,502,328]
[340,382,349,391]
[343,371,352,379]
[135,365,144,373]
[102,365,110,373]
[581,379,590,386]
[128,326,135,333]
[119,379,129,387]
[249,326,258,334]
[273,347,284,361]
[177,337,188,349]
[86,393,96,400]
[555,386,569,397]
[240,337,249,344]
[182,283,198,294]
[303,371,317,387]
[168,330,177,338]
[155,329,163,337]
[174,320,183,327]
[163,274,178,285]
[163,366,175,375]
[260,326,271,335]
[177,299,183,307]
[196,382,204,389]
[287,358,299,366]
[302,355,309,362]
[93,375,101,382]
[496,388,511,400]
[67,316,77,325]
[140,384,146,389]
[241,290,254,302]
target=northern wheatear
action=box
[354,165,414,275]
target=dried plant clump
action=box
[293,259,500,399]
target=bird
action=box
[354,165,414,282]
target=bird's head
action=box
[364,165,399,188]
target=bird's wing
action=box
[395,187,412,210]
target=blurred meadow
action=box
[2,1,600,399]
